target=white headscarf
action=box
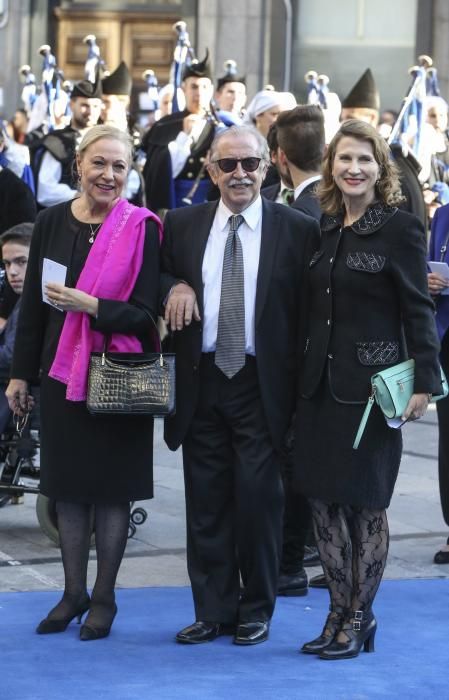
[244,90,297,123]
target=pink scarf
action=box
[49,198,162,401]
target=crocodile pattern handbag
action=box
[87,310,175,416]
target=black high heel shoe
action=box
[301,605,346,654]
[36,594,90,634]
[319,609,377,660]
[80,602,118,641]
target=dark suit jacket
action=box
[428,203,449,341]
[300,204,441,403]
[291,180,322,221]
[261,183,280,202]
[0,167,36,234]
[160,198,320,451]
[0,300,20,381]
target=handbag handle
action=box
[101,307,163,359]
[352,393,375,450]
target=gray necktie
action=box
[215,214,246,378]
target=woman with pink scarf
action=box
[6,125,162,641]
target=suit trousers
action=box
[182,353,284,624]
[437,330,449,525]
[279,418,313,573]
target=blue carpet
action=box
[0,579,447,700]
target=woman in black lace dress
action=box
[294,120,441,660]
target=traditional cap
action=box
[19,64,32,76]
[71,67,102,99]
[38,44,51,55]
[216,60,246,90]
[244,90,296,123]
[102,61,132,96]
[341,69,380,111]
[182,49,212,81]
[83,34,96,44]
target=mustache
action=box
[228,178,253,186]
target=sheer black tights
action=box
[44,501,130,627]
[310,499,389,615]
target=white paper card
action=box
[42,258,67,309]
[385,417,406,429]
[428,260,449,295]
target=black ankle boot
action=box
[36,593,90,634]
[319,609,377,660]
[300,605,346,654]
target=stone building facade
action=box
[0,0,448,121]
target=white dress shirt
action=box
[294,174,321,200]
[168,118,207,178]
[37,151,78,207]
[202,196,262,355]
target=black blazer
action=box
[299,203,441,403]
[261,183,280,202]
[160,198,320,451]
[12,202,160,382]
[291,180,322,221]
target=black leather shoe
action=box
[434,537,449,564]
[309,573,328,589]
[175,621,234,644]
[303,545,321,568]
[301,606,346,654]
[234,621,269,645]
[277,568,308,597]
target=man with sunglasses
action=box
[160,125,320,646]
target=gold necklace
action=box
[88,223,101,244]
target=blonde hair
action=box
[77,125,133,165]
[317,119,404,216]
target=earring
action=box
[77,172,82,182]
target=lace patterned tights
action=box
[310,499,389,613]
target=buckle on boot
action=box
[352,610,363,631]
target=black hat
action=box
[71,67,102,99]
[216,59,246,90]
[102,61,132,96]
[182,49,212,81]
[341,69,380,111]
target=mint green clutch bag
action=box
[353,359,448,449]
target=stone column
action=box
[0,0,32,117]
[432,0,449,100]
[196,0,270,99]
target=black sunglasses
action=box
[212,157,262,173]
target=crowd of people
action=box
[0,38,448,659]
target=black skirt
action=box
[39,374,154,504]
[293,373,402,510]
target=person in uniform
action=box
[101,61,144,206]
[214,60,247,123]
[143,51,215,214]
[340,68,427,224]
[101,61,133,132]
[33,72,103,208]
[340,69,380,127]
